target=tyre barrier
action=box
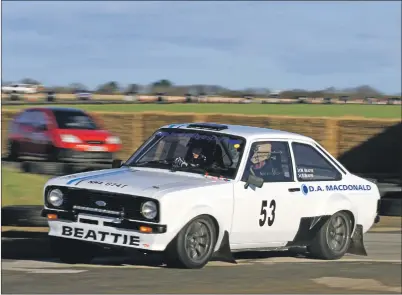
[2,205,47,227]
[2,160,112,176]
[380,198,402,217]
[20,161,71,176]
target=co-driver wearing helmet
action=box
[173,146,207,168]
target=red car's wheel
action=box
[7,141,19,161]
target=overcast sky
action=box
[2,1,401,93]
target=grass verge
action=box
[1,166,50,207]
[2,104,401,118]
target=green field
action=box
[1,167,50,207]
[2,103,401,118]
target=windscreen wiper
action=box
[170,164,228,176]
[132,159,171,167]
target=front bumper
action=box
[58,148,114,163]
[42,210,171,251]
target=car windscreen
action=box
[53,110,98,130]
[126,129,246,179]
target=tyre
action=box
[7,141,19,161]
[21,161,67,176]
[307,211,352,260]
[50,237,98,264]
[2,205,47,227]
[164,215,217,269]
[46,145,60,162]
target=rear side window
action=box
[53,110,98,130]
[292,142,341,181]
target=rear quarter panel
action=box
[311,175,380,234]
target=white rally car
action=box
[41,123,381,269]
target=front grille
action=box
[45,186,159,222]
[86,140,104,144]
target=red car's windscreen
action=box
[53,110,98,130]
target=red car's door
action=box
[19,111,36,155]
[29,110,52,155]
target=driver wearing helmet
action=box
[173,146,207,168]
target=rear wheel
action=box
[50,237,98,264]
[308,211,352,260]
[164,215,217,269]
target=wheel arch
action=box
[165,205,228,252]
[317,193,359,236]
[339,209,356,235]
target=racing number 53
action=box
[259,200,276,227]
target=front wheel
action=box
[46,145,60,162]
[308,211,352,260]
[50,237,98,264]
[164,215,217,269]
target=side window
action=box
[292,142,341,181]
[242,141,294,183]
[37,111,48,127]
[14,113,25,124]
[19,111,34,126]
[29,111,41,129]
[15,111,27,124]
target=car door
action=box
[289,141,345,217]
[27,110,44,154]
[18,110,36,155]
[8,112,27,153]
[231,139,304,249]
[34,110,52,155]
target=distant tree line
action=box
[2,78,401,99]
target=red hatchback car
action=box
[7,107,122,163]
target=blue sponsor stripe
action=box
[66,168,129,185]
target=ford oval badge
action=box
[95,200,107,207]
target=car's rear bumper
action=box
[58,148,114,163]
[374,199,381,224]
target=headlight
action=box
[60,134,82,143]
[106,136,121,144]
[47,189,64,207]
[141,201,157,219]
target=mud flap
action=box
[212,231,237,264]
[346,224,368,256]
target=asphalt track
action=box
[2,232,401,294]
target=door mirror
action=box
[244,174,264,189]
[112,159,123,168]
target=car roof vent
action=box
[186,123,228,131]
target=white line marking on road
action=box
[2,267,87,274]
[252,257,402,264]
[312,277,402,293]
[2,256,400,272]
